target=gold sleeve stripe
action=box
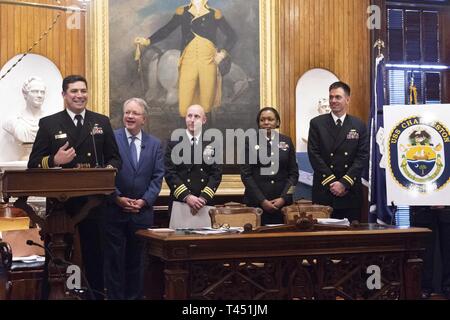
[203,187,215,198]
[174,187,187,199]
[42,156,50,169]
[343,175,354,186]
[174,185,188,198]
[287,186,295,194]
[321,175,336,186]
[203,189,214,198]
[204,186,215,194]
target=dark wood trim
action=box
[387,1,450,10]
[441,7,450,102]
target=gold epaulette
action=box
[214,9,223,19]
[176,6,185,15]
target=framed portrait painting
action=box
[87,0,279,193]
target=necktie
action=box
[191,137,196,164]
[266,137,272,157]
[336,118,342,127]
[130,136,138,167]
[75,114,83,134]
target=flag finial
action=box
[373,39,385,58]
[409,76,418,104]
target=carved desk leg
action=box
[164,262,189,300]
[45,199,76,300]
[404,257,423,300]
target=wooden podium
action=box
[1,168,116,300]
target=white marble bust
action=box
[317,98,331,115]
[2,76,46,144]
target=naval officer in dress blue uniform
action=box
[308,81,369,222]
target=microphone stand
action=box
[25,240,69,299]
[89,122,100,168]
[26,240,100,300]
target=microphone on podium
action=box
[88,122,100,168]
[26,240,69,266]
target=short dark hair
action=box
[329,81,351,96]
[257,107,281,128]
[62,75,88,92]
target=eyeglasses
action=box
[124,111,144,116]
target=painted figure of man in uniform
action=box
[134,0,237,117]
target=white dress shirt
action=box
[66,109,86,126]
[331,112,346,126]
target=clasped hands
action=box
[261,198,285,213]
[185,195,206,215]
[329,181,347,197]
[116,196,146,213]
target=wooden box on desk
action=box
[209,202,262,229]
[282,200,333,224]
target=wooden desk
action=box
[137,225,430,300]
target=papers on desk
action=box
[178,227,243,235]
[169,201,214,229]
[147,228,175,233]
[317,218,350,226]
[12,255,45,263]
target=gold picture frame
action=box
[86,0,280,196]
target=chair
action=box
[282,200,333,224]
[209,202,263,230]
[0,228,44,300]
[1,241,12,300]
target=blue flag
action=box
[367,55,394,224]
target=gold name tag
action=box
[55,133,67,139]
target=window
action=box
[387,8,448,105]
[386,3,450,226]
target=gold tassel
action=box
[409,78,418,105]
